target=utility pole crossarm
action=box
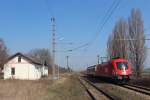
[115,38,150,41]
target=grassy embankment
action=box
[0,74,89,100]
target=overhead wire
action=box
[67,0,122,52]
[44,0,122,53]
[88,0,121,44]
[87,0,122,46]
[44,0,55,17]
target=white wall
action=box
[4,56,43,80]
[41,65,48,76]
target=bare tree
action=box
[128,8,146,77]
[0,38,8,69]
[28,48,52,74]
[28,48,52,66]
[28,49,68,74]
[107,18,128,59]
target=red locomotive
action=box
[87,58,132,83]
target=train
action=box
[86,58,132,83]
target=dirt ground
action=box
[48,74,89,100]
[0,74,89,100]
[130,77,150,88]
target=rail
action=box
[78,78,96,100]
[126,84,150,91]
[120,84,150,96]
[79,77,120,100]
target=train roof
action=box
[87,58,129,69]
[110,58,128,62]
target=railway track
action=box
[78,78,96,100]
[79,77,120,100]
[119,84,150,96]
[126,84,150,91]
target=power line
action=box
[115,38,150,41]
[67,43,89,52]
[88,0,121,45]
[67,0,122,52]
[45,0,121,53]
[90,0,120,42]
[99,0,118,25]
[44,0,55,17]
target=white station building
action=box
[3,53,48,80]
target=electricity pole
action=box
[97,55,100,64]
[66,56,69,72]
[100,57,108,63]
[51,17,56,80]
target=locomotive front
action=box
[112,59,132,82]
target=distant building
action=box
[3,53,48,80]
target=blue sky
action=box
[0,0,150,70]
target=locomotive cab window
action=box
[116,62,128,70]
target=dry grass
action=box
[130,74,150,88]
[0,79,51,100]
[0,74,89,100]
[48,74,89,100]
[130,77,150,88]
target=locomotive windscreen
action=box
[116,62,128,70]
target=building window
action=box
[18,56,21,62]
[11,68,15,75]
